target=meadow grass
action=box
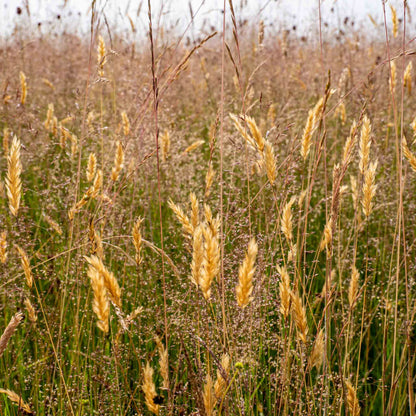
[0,1,416,415]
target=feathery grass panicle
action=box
[229,113,257,150]
[0,231,7,264]
[16,245,33,288]
[121,111,130,136]
[267,103,276,127]
[291,290,308,343]
[301,110,315,161]
[281,196,296,243]
[411,116,416,137]
[0,312,24,357]
[205,164,215,198]
[24,298,37,323]
[334,102,346,125]
[191,225,204,286]
[342,120,357,167]
[245,116,265,152]
[200,225,220,300]
[87,152,97,182]
[204,204,220,237]
[190,192,199,230]
[85,255,121,307]
[277,265,291,318]
[358,116,371,174]
[361,161,378,217]
[5,135,22,217]
[203,374,215,416]
[42,78,55,90]
[402,136,416,172]
[346,380,360,416]
[0,388,32,414]
[89,223,104,259]
[161,129,170,162]
[264,140,277,185]
[309,329,324,369]
[111,141,125,182]
[133,217,144,266]
[319,218,333,253]
[87,266,109,333]
[389,61,396,95]
[236,238,258,308]
[142,362,160,415]
[348,266,360,308]
[97,35,106,77]
[184,139,204,153]
[403,61,412,95]
[44,103,54,131]
[168,199,194,237]
[19,71,27,105]
[155,336,169,389]
[214,354,230,399]
[390,5,398,38]
[43,214,63,236]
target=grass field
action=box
[1,1,416,415]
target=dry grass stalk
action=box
[358,116,371,174]
[121,111,130,136]
[111,141,125,182]
[85,255,121,307]
[264,140,277,185]
[390,5,398,38]
[16,245,33,288]
[258,20,264,48]
[0,231,7,264]
[214,353,230,400]
[155,336,169,389]
[0,388,32,414]
[87,266,109,333]
[97,35,106,77]
[236,238,258,308]
[184,139,205,153]
[267,103,276,127]
[0,312,24,357]
[281,196,296,243]
[291,290,308,343]
[346,380,360,416]
[19,71,27,105]
[277,265,291,318]
[142,362,160,415]
[348,266,360,308]
[87,152,97,182]
[168,199,194,237]
[200,225,220,300]
[309,329,324,369]
[203,373,215,416]
[191,225,204,286]
[403,62,412,95]
[5,135,22,217]
[132,217,144,266]
[361,161,377,217]
[411,116,416,137]
[161,129,170,162]
[24,298,37,323]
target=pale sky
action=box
[0,0,410,39]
